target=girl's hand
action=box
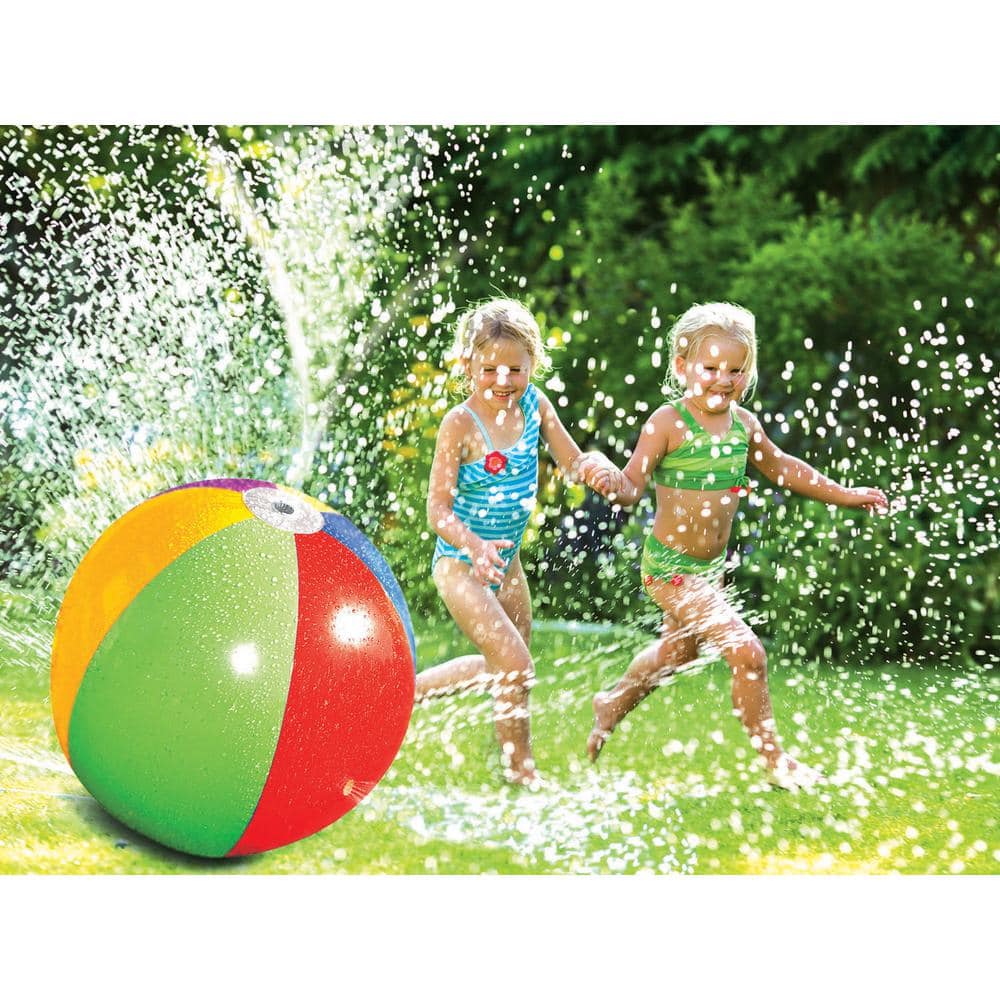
[843,486,889,514]
[593,467,626,500]
[577,452,623,498]
[469,537,514,587]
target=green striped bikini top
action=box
[652,399,750,491]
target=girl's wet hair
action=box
[668,301,758,400]
[451,298,552,381]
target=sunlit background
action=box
[0,126,996,873]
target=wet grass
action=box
[1,606,996,874]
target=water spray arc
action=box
[206,139,316,490]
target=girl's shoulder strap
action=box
[459,403,494,452]
[670,398,703,436]
[732,406,752,440]
[522,382,540,417]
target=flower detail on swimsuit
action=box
[671,575,684,586]
[484,451,507,474]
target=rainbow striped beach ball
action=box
[50,479,415,858]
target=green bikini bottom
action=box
[641,534,726,595]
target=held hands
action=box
[469,537,514,587]
[843,486,890,514]
[575,452,626,500]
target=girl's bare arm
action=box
[743,410,887,510]
[613,405,677,507]
[537,390,619,494]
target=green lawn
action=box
[1,602,996,874]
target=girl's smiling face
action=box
[466,337,533,415]
[676,330,749,413]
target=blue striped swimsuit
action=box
[432,383,541,590]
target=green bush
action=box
[4,126,997,666]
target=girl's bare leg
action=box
[592,574,814,782]
[587,617,697,761]
[647,576,807,776]
[415,555,531,700]
[416,556,537,783]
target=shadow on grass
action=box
[67,796,256,872]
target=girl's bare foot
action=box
[587,692,617,762]
[766,754,822,791]
[507,766,545,788]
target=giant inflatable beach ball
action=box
[50,478,416,858]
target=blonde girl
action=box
[589,302,887,788]
[417,298,617,784]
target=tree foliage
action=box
[3,125,997,663]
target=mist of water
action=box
[1,126,996,872]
